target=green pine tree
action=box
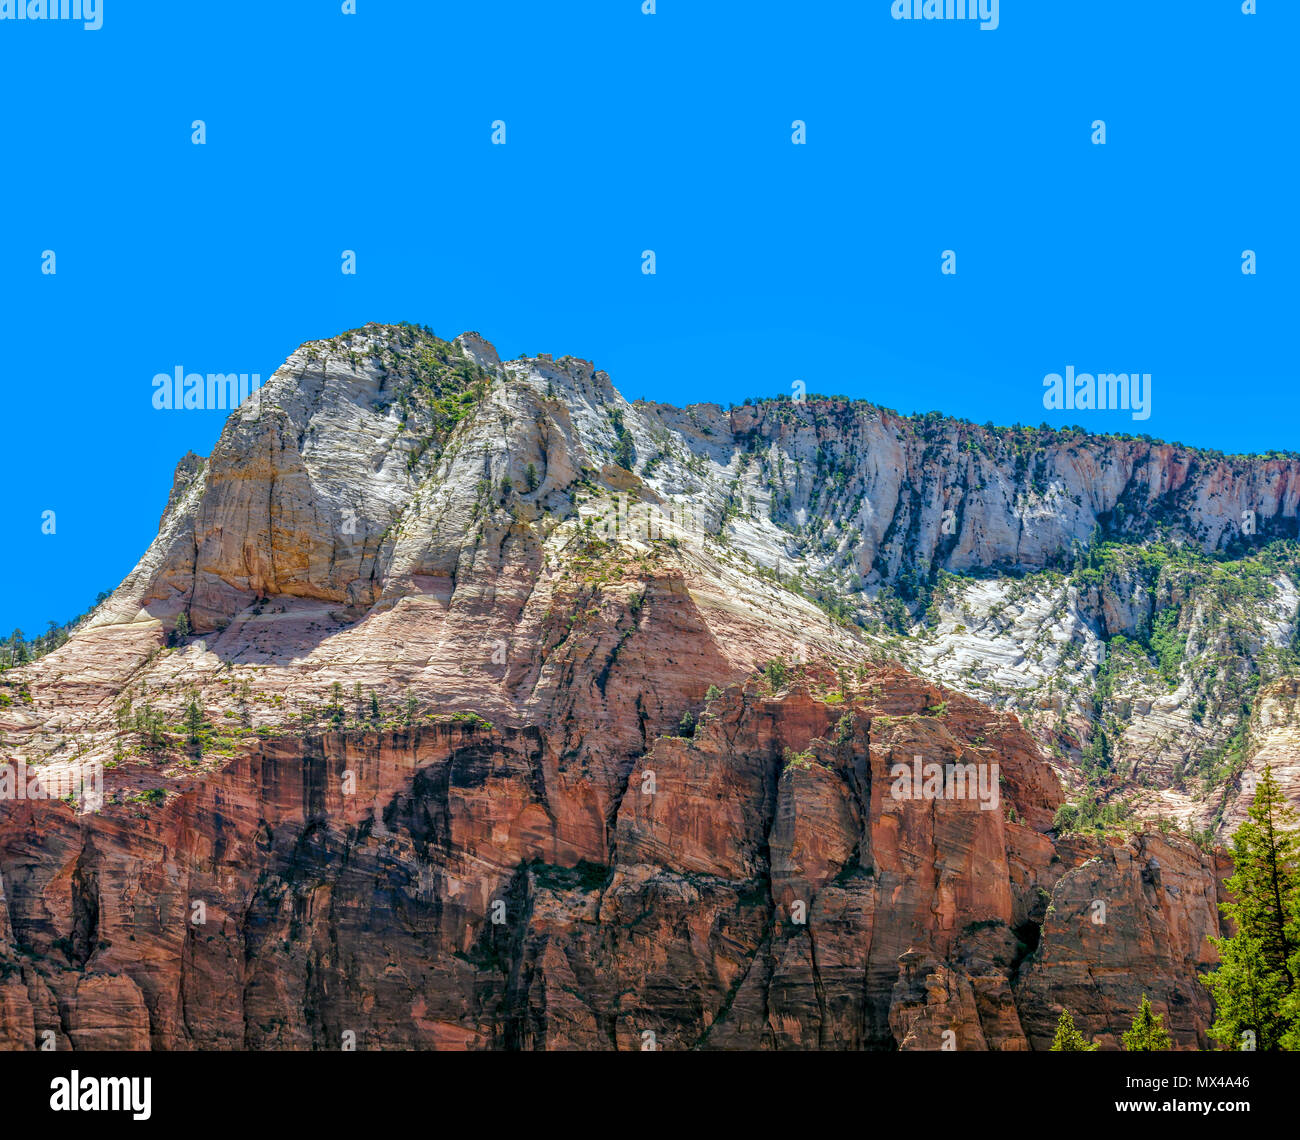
[1209,932,1291,1051]
[1204,765,1300,1051]
[1122,994,1172,1051]
[1050,1008,1099,1051]
[183,695,205,748]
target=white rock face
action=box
[1225,679,1300,830]
[8,322,1300,836]
[912,578,1105,699]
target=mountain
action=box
[0,321,1292,1050]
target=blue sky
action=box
[0,1,1294,633]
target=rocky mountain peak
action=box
[0,320,1294,1052]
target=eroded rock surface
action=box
[0,666,1229,1050]
[0,322,1280,1049]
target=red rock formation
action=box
[0,325,1251,1051]
[0,665,1228,1050]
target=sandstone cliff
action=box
[0,322,1287,1049]
[0,666,1225,1050]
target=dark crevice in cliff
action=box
[498,865,540,1049]
[805,924,830,1048]
[757,938,779,1050]
[1010,919,1041,980]
[854,749,894,1049]
[179,908,196,1047]
[696,931,772,1050]
[69,839,100,969]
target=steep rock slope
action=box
[8,322,1299,834]
[0,667,1224,1050]
[0,321,1289,1049]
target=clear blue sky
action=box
[1,1,1293,634]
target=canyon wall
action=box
[2,322,1283,1050]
